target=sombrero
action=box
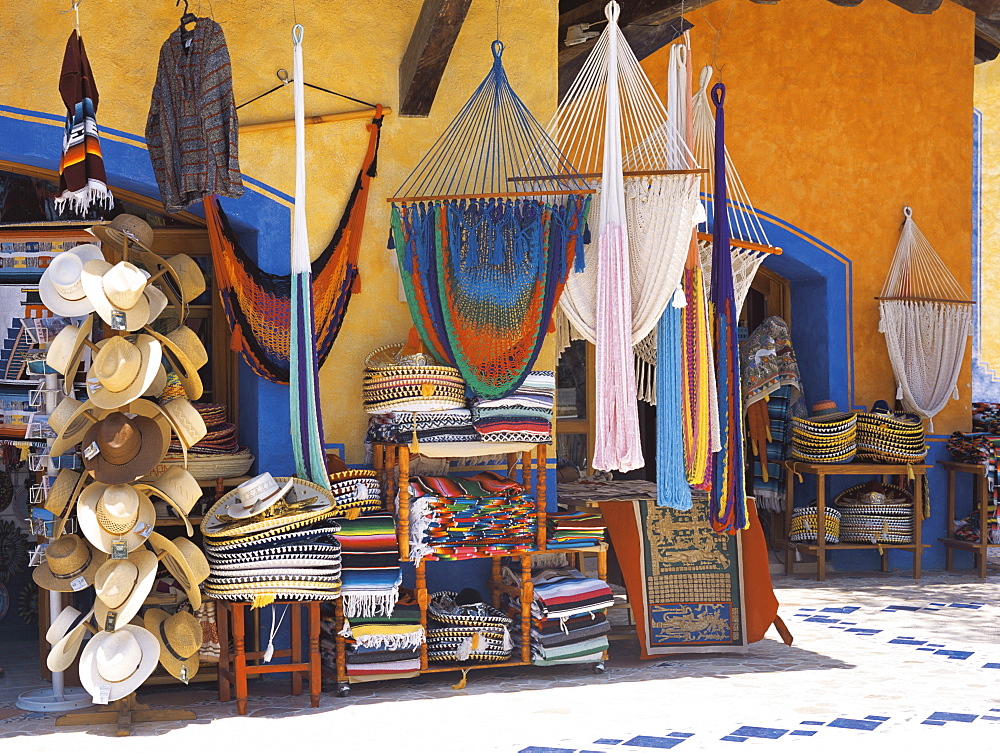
[79,625,160,704]
[77,483,156,554]
[39,244,106,317]
[147,532,210,610]
[201,524,342,554]
[81,260,151,332]
[85,335,163,410]
[33,534,106,592]
[81,412,166,485]
[144,608,203,683]
[94,549,158,631]
[46,606,96,672]
[201,477,338,540]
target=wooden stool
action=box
[215,599,322,715]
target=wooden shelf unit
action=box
[781,461,929,581]
[939,461,999,579]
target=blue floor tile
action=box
[982,663,1000,669]
[981,715,1000,721]
[934,650,973,660]
[889,639,926,645]
[822,606,860,613]
[729,727,788,739]
[666,733,694,738]
[519,748,576,753]
[805,617,841,623]
[622,736,685,749]
[720,737,747,743]
[593,740,622,746]
[948,603,982,609]
[865,716,890,721]
[922,721,947,726]
[800,721,825,726]
[790,731,817,737]
[885,605,921,611]
[916,647,935,651]
[926,712,977,723]
[828,718,882,731]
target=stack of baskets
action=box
[426,591,514,663]
[834,482,914,544]
[363,343,467,415]
[854,401,927,464]
[790,505,841,544]
[790,412,857,464]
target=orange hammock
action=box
[204,110,383,384]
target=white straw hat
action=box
[94,549,158,632]
[85,335,163,409]
[79,625,160,704]
[77,482,156,554]
[46,606,95,672]
[81,260,151,331]
[135,466,202,537]
[226,472,295,520]
[147,532,210,610]
[39,244,106,316]
[45,315,95,395]
[144,327,204,401]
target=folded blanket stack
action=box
[947,431,1000,511]
[523,569,614,666]
[546,511,606,549]
[333,513,403,619]
[471,371,554,443]
[320,596,424,677]
[366,408,477,446]
[405,472,537,561]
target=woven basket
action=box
[790,506,841,543]
[160,450,255,481]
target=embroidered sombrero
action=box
[790,506,841,544]
[201,524,342,553]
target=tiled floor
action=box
[2,567,999,751]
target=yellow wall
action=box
[975,56,1000,391]
[0,0,557,463]
[644,0,974,434]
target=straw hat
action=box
[45,314,95,388]
[46,606,95,672]
[159,398,207,450]
[39,244,106,316]
[85,335,163,409]
[144,364,167,399]
[147,532,210,610]
[81,260,151,331]
[79,625,159,704]
[81,412,166,485]
[144,608,202,682]
[225,472,295,520]
[77,482,156,554]
[136,466,202,537]
[94,549,158,631]
[43,468,84,517]
[144,327,203,401]
[125,398,173,460]
[33,534,106,592]
[50,398,109,457]
[136,251,206,308]
[90,214,155,254]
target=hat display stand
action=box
[27,214,209,735]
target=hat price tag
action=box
[69,576,88,592]
[86,376,103,394]
[82,441,101,461]
[111,540,129,560]
[180,665,189,684]
[94,684,112,705]
[104,611,118,632]
[110,310,127,331]
[133,520,153,540]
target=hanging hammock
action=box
[549,1,702,472]
[204,107,383,385]
[878,206,973,429]
[389,40,591,400]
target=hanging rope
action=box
[878,207,973,429]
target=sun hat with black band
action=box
[94,549,158,632]
[86,335,163,410]
[223,472,295,520]
[147,532,210,610]
[79,625,159,704]
[81,411,166,485]
[76,482,156,554]
[46,606,96,672]
[90,214,155,254]
[144,608,203,683]
[39,244,106,317]
[33,534,107,592]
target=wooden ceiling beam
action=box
[976,19,1000,62]
[886,0,943,13]
[398,0,473,118]
[955,1,1000,20]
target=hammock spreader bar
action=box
[204,109,383,385]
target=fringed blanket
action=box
[334,514,401,618]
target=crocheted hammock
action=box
[204,110,382,385]
[389,41,591,400]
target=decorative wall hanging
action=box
[389,40,591,401]
[549,1,702,472]
[878,207,973,429]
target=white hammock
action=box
[549,1,700,471]
[878,207,973,428]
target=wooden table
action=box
[216,600,322,715]
[939,461,998,579]
[782,461,929,581]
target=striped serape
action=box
[334,513,402,618]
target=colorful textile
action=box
[681,265,714,487]
[333,513,402,618]
[547,511,606,549]
[708,83,749,533]
[391,198,589,400]
[366,409,477,446]
[471,371,554,443]
[167,403,239,455]
[146,18,243,212]
[203,110,382,384]
[656,305,691,510]
[748,386,795,512]
[740,316,802,411]
[530,570,615,620]
[55,30,113,215]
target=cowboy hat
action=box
[94,549,158,632]
[33,534,107,592]
[49,398,101,457]
[135,466,202,537]
[143,281,169,324]
[81,260,151,332]
[79,625,160,704]
[44,468,90,539]
[144,608,202,683]
[81,412,166,485]
[85,335,162,409]
[144,327,203,401]
[45,314,95,394]
[135,251,206,320]
[147,532,210,610]
[46,606,95,672]
[89,214,155,254]
[39,244,106,317]
[158,398,207,450]
[225,473,295,520]
[77,482,156,554]
[144,364,167,399]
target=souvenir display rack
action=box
[780,461,930,581]
[938,461,998,579]
[328,442,609,695]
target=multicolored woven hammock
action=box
[204,110,382,385]
[389,41,591,400]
